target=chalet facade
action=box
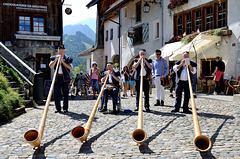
[84,0,239,81]
[0,0,63,83]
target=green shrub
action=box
[0,72,23,122]
[7,68,24,88]
[7,91,22,109]
[0,73,9,91]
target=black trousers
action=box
[102,87,119,110]
[174,80,190,111]
[54,76,70,111]
[215,74,224,93]
[135,78,150,108]
[170,79,176,93]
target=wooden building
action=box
[0,0,63,83]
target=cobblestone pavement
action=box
[0,89,240,159]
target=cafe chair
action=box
[201,79,215,94]
[228,76,240,94]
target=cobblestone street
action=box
[0,89,240,159]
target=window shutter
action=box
[142,23,149,42]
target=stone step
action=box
[12,105,26,118]
[23,100,36,108]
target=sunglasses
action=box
[156,54,161,56]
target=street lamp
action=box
[142,2,150,13]
[142,0,161,13]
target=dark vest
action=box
[175,60,197,81]
[50,55,73,82]
[106,70,120,87]
[134,58,152,80]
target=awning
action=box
[149,41,185,60]
[169,33,222,61]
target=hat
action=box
[80,71,83,73]
[92,61,97,67]
[58,45,65,49]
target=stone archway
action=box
[112,55,119,64]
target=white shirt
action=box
[50,60,73,74]
[173,64,196,82]
[101,71,120,83]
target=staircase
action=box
[0,58,34,118]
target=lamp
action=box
[142,2,150,13]
[142,0,161,13]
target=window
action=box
[174,1,227,36]
[195,10,202,31]
[136,2,141,23]
[19,15,45,32]
[106,30,108,41]
[186,13,192,35]
[19,16,30,31]
[110,28,113,40]
[218,2,227,28]
[201,59,216,77]
[206,6,214,30]
[124,7,127,18]
[155,22,160,39]
[177,15,183,36]
[133,26,143,45]
[33,17,44,32]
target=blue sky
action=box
[63,0,97,31]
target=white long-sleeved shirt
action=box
[173,64,196,83]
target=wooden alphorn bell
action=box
[186,63,212,152]
[132,58,147,145]
[71,73,109,142]
[24,57,61,149]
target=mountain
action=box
[64,23,96,41]
[63,31,95,76]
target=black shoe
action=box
[171,109,179,113]
[169,94,174,98]
[99,108,107,112]
[134,107,138,111]
[55,110,61,113]
[63,110,68,113]
[154,100,160,106]
[183,110,192,114]
[145,107,150,112]
[161,100,164,106]
[111,110,118,114]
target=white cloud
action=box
[63,0,96,27]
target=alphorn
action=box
[71,73,109,142]
[132,58,147,145]
[24,57,61,149]
[186,63,211,152]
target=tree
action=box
[72,62,87,78]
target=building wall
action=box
[92,49,104,71]
[120,0,162,68]
[118,0,239,79]
[0,0,62,81]
[165,0,240,79]
[104,16,119,65]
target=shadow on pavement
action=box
[32,130,71,159]
[78,116,130,154]
[64,112,96,122]
[147,110,186,117]
[200,116,233,159]
[139,117,178,154]
[197,112,234,119]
